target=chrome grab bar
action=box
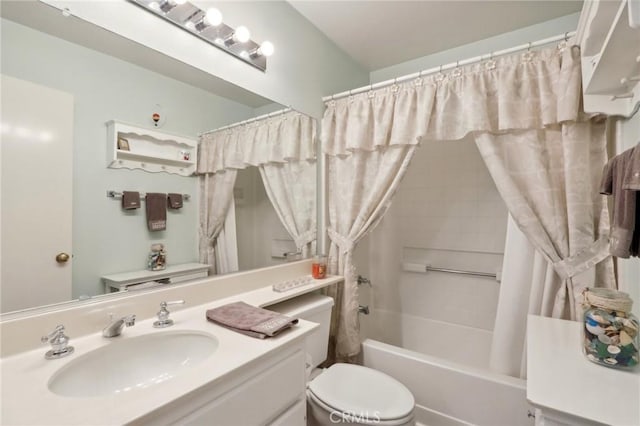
[425,265,496,279]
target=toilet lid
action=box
[308,363,414,421]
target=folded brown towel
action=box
[146,193,167,231]
[121,191,141,210]
[167,193,183,209]
[206,302,298,339]
[601,146,639,257]
[622,143,640,190]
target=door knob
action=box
[56,253,70,263]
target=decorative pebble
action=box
[598,334,612,344]
[586,323,605,335]
[590,314,611,325]
[607,345,621,354]
[620,330,633,346]
[604,358,618,365]
[587,354,598,362]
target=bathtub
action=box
[360,309,534,426]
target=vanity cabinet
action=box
[138,342,307,426]
[527,315,639,426]
[106,120,198,176]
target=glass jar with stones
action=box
[582,288,638,369]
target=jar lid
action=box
[583,288,633,312]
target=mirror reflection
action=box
[0,1,316,314]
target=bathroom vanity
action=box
[0,261,343,425]
[527,315,640,426]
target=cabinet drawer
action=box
[268,399,306,426]
[179,349,306,426]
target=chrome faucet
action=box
[102,314,136,337]
[153,300,185,328]
[41,324,75,360]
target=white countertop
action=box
[1,275,343,425]
[527,315,640,426]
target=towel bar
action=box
[107,190,191,201]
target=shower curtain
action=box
[322,44,614,363]
[197,111,317,272]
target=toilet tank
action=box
[267,293,334,369]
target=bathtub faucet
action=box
[358,305,370,315]
[357,275,372,287]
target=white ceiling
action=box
[288,1,583,71]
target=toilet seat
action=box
[307,364,415,424]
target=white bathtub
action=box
[361,309,534,426]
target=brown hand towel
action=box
[600,147,638,257]
[146,193,167,231]
[167,193,183,209]
[622,144,640,190]
[121,191,141,210]
[206,302,298,339]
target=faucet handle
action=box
[154,300,185,328]
[41,325,74,360]
[161,300,185,308]
[123,314,137,327]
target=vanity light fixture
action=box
[128,0,273,71]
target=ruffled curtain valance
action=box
[198,110,316,174]
[322,47,583,157]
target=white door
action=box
[1,75,74,313]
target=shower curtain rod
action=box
[322,31,576,102]
[199,107,292,137]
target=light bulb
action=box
[148,1,160,11]
[204,8,222,26]
[233,26,251,43]
[258,41,274,57]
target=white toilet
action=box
[269,293,415,426]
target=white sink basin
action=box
[48,330,218,397]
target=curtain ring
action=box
[435,64,445,82]
[527,42,532,51]
[564,32,569,42]
[391,77,399,93]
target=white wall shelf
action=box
[107,120,198,176]
[578,0,640,117]
[101,262,209,293]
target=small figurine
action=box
[148,243,166,271]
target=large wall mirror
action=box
[0,1,317,315]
